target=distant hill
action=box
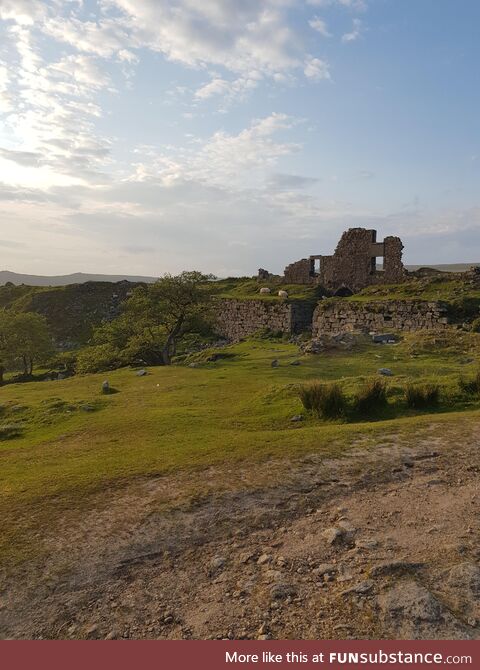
[0,271,158,286]
[1,264,479,287]
[405,263,479,272]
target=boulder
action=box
[372,334,397,344]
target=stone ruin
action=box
[279,228,405,292]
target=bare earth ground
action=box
[1,422,479,640]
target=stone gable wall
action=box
[214,299,314,340]
[313,299,450,336]
[318,228,405,291]
[283,258,314,284]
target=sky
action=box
[0,0,479,277]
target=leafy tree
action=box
[0,311,53,378]
[92,271,216,367]
[76,343,122,374]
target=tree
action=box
[92,271,216,366]
[0,311,53,378]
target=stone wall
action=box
[318,228,406,291]
[214,299,314,340]
[312,299,450,336]
[283,258,315,284]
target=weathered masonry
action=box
[282,228,405,291]
[312,300,450,337]
[215,299,315,341]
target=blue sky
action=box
[0,0,479,276]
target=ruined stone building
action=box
[282,228,405,292]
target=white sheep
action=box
[259,287,271,294]
[278,290,288,298]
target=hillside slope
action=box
[0,271,157,286]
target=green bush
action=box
[298,382,347,419]
[0,423,23,440]
[458,369,480,395]
[405,383,440,409]
[76,344,122,374]
[354,378,388,415]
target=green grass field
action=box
[1,334,480,566]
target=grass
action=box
[345,276,480,304]
[458,369,480,395]
[211,277,321,302]
[299,382,347,419]
[1,333,480,567]
[354,378,388,416]
[405,383,440,409]
[0,423,24,440]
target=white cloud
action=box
[0,0,47,25]
[195,78,232,100]
[42,15,134,61]
[342,18,363,42]
[0,62,13,112]
[128,113,301,189]
[307,0,367,11]
[194,73,261,109]
[101,0,304,78]
[309,17,331,37]
[304,56,331,81]
[0,16,118,189]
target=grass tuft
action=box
[299,382,347,419]
[354,378,388,415]
[405,383,440,409]
[458,369,480,395]
[0,423,24,440]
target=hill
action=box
[405,263,479,272]
[0,270,157,286]
[1,264,479,287]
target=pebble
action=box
[355,539,379,550]
[312,563,336,576]
[322,527,345,545]
[341,580,374,596]
[85,625,98,638]
[270,583,296,600]
[257,553,270,565]
[209,556,227,575]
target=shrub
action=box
[0,423,23,440]
[458,369,480,395]
[354,378,388,415]
[76,344,122,374]
[298,382,347,419]
[405,383,440,409]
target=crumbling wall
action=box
[283,258,315,284]
[319,229,377,291]
[383,236,405,283]
[214,299,314,340]
[283,228,406,291]
[257,268,271,281]
[312,299,449,336]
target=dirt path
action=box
[1,423,479,640]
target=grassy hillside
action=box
[1,333,480,566]
[0,281,142,344]
[348,275,480,304]
[0,274,479,355]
